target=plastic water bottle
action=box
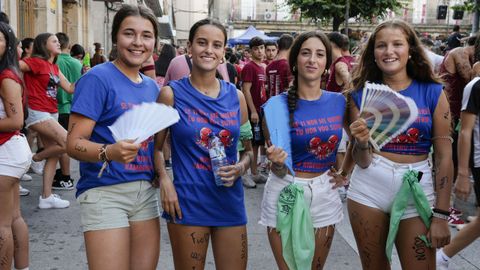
[208,134,228,186]
[254,123,262,142]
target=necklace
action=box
[189,77,219,96]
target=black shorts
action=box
[58,113,70,130]
[250,113,265,147]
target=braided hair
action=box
[287,31,332,128]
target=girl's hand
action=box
[428,218,451,248]
[454,175,472,201]
[160,176,182,222]
[349,118,370,145]
[328,167,349,189]
[217,163,244,187]
[266,145,287,166]
[107,139,141,163]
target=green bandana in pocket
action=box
[385,170,433,262]
[276,183,315,270]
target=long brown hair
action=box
[351,19,440,92]
[287,31,332,128]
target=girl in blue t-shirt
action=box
[155,19,253,269]
[348,19,452,269]
[260,31,351,269]
[66,5,161,270]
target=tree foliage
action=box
[286,0,403,31]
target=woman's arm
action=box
[0,79,24,132]
[154,86,182,221]
[430,91,453,248]
[19,60,31,73]
[217,90,253,185]
[59,71,74,94]
[348,95,372,168]
[454,111,476,200]
[66,113,141,163]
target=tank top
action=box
[326,55,355,93]
[165,77,246,226]
[440,52,472,119]
[351,80,443,155]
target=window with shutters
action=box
[18,0,35,39]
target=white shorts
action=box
[338,129,348,153]
[259,172,343,228]
[347,154,435,220]
[0,134,32,178]
[25,108,59,128]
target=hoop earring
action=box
[292,66,296,72]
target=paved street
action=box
[19,159,480,269]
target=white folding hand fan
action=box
[359,82,418,150]
[108,102,180,144]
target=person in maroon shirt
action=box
[266,34,294,97]
[326,32,355,93]
[263,41,277,66]
[242,36,267,184]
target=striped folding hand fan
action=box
[359,82,418,150]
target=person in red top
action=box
[242,36,267,183]
[0,22,32,270]
[266,34,294,97]
[19,32,74,209]
[326,32,355,93]
[263,41,277,66]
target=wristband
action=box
[355,141,370,150]
[432,212,449,221]
[338,170,348,178]
[98,144,110,162]
[432,208,450,216]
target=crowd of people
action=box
[1,2,480,270]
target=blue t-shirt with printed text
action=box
[71,62,160,197]
[351,80,442,155]
[163,77,245,226]
[286,91,346,173]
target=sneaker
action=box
[52,179,74,190]
[467,215,477,222]
[456,223,467,231]
[165,160,172,170]
[436,249,449,270]
[19,185,30,196]
[252,173,267,184]
[448,213,465,227]
[30,159,45,175]
[20,174,32,181]
[38,194,70,209]
[449,207,463,217]
[242,175,257,188]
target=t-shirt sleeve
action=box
[23,58,44,75]
[463,80,480,114]
[71,72,108,122]
[241,64,254,83]
[0,69,21,85]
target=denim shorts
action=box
[259,171,343,228]
[347,154,435,220]
[25,108,58,128]
[77,180,160,232]
[0,134,32,178]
